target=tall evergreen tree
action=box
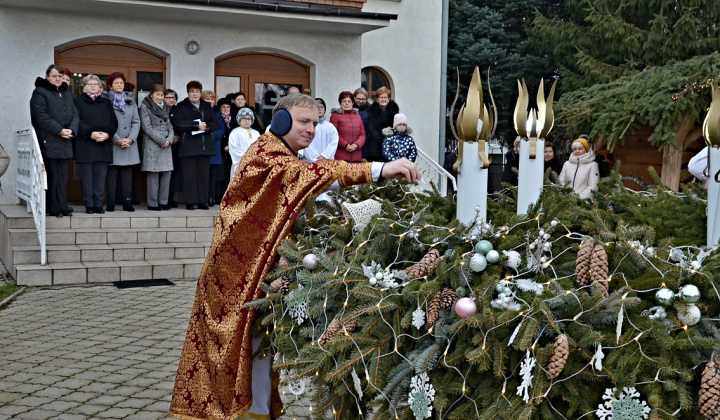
[447,0,554,146]
[530,0,720,92]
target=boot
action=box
[123,198,135,212]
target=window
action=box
[361,67,390,100]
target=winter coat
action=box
[501,149,519,187]
[139,95,174,172]
[365,100,399,162]
[73,93,118,164]
[30,77,79,160]
[210,106,226,165]
[330,108,365,162]
[544,156,562,176]
[228,127,260,177]
[382,126,417,162]
[109,91,141,166]
[171,98,219,158]
[558,150,600,200]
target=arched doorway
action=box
[215,53,310,127]
[55,42,167,203]
[361,66,391,100]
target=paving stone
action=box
[15,395,55,406]
[94,407,138,418]
[0,404,31,417]
[106,385,145,397]
[33,386,74,399]
[11,407,61,419]
[85,394,127,406]
[115,397,156,409]
[68,404,106,416]
[42,399,81,412]
[60,391,99,402]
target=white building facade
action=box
[0,0,442,205]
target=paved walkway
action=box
[0,282,195,419]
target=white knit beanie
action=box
[393,113,408,128]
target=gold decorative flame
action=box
[513,78,557,158]
[452,67,497,173]
[704,83,720,148]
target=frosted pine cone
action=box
[318,319,341,347]
[405,249,441,278]
[438,288,457,310]
[575,240,594,286]
[545,334,569,379]
[426,291,442,326]
[270,276,291,295]
[700,357,720,420]
[590,244,609,298]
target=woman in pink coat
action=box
[330,91,365,162]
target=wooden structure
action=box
[597,119,705,191]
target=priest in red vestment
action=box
[169,94,421,420]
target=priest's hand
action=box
[381,158,422,183]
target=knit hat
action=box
[572,137,589,152]
[237,107,255,124]
[393,113,408,128]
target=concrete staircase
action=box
[0,204,215,286]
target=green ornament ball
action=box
[655,288,675,307]
[486,250,500,263]
[474,240,493,255]
[678,284,701,304]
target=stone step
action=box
[14,258,206,286]
[8,226,214,247]
[12,242,211,265]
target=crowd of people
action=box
[29,64,420,217]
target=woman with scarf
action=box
[558,136,600,200]
[73,74,117,214]
[105,72,140,212]
[140,85,174,210]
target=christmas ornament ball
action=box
[469,253,487,272]
[677,304,701,326]
[455,297,477,318]
[369,277,377,286]
[678,284,701,304]
[474,240,493,255]
[504,250,522,269]
[303,253,319,270]
[486,250,500,263]
[655,288,675,307]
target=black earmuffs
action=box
[269,109,292,137]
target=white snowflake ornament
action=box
[516,350,536,403]
[596,386,650,420]
[412,307,426,329]
[408,372,435,420]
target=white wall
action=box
[361,0,443,160]
[0,6,364,204]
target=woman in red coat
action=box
[330,91,365,162]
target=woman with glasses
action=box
[140,84,174,211]
[228,108,260,177]
[365,86,399,162]
[105,72,140,212]
[73,74,117,214]
[558,135,599,200]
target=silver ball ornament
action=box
[551,220,558,227]
[495,282,507,293]
[486,250,500,263]
[655,288,675,307]
[469,253,487,272]
[369,277,377,285]
[474,240,493,255]
[375,271,384,280]
[504,250,522,269]
[498,293,506,300]
[303,253,319,270]
[501,286,512,295]
[677,304,701,326]
[678,284,701,304]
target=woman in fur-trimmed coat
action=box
[382,113,417,162]
[364,86,399,162]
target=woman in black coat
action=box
[73,74,118,214]
[171,80,219,210]
[364,86,399,162]
[30,64,79,217]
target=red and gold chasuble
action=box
[169,133,372,420]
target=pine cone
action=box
[277,255,290,270]
[590,244,609,298]
[545,334,569,379]
[405,249,441,279]
[438,288,457,310]
[426,291,442,326]
[343,320,356,334]
[318,319,340,347]
[270,276,291,295]
[700,357,720,420]
[575,240,594,286]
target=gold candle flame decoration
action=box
[704,83,720,148]
[513,78,557,158]
[452,67,497,173]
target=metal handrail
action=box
[412,148,457,197]
[15,128,47,265]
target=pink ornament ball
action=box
[455,297,477,319]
